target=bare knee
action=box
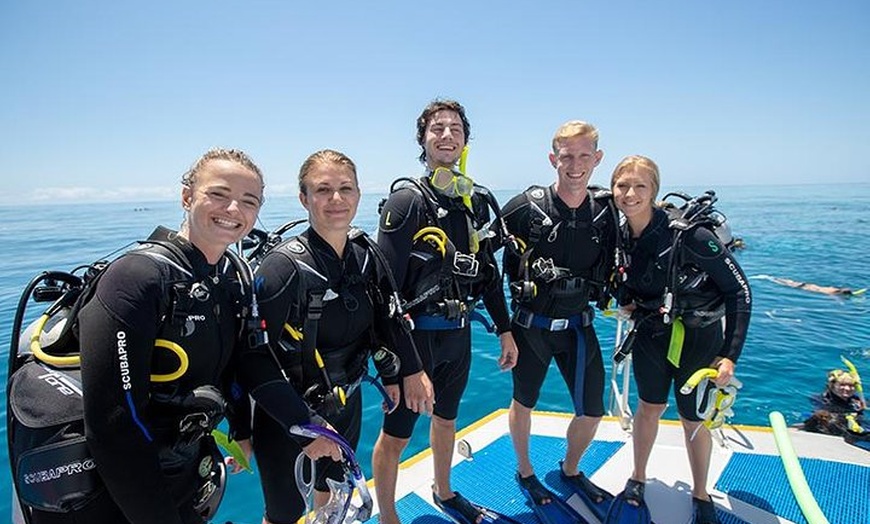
[510,399,533,416]
[636,401,666,424]
[375,431,409,457]
[431,415,455,432]
[679,417,704,435]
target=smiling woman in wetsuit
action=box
[68,149,265,524]
[610,155,751,524]
[250,149,432,524]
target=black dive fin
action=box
[559,465,614,521]
[433,491,523,524]
[603,490,653,524]
[517,474,588,524]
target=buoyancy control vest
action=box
[624,190,736,327]
[379,176,509,319]
[247,221,405,418]
[508,184,619,311]
[6,228,250,521]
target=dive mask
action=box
[430,167,474,200]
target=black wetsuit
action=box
[36,227,316,524]
[377,176,511,437]
[501,185,616,416]
[804,391,868,443]
[618,208,752,420]
[252,227,420,524]
[811,391,863,414]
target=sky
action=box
[1,1,868,205]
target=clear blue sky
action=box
[2,1,868,205]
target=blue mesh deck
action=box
[715,452,870,524]
[367,434,623,523]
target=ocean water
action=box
[1,183,868,522]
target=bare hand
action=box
[617,304,636,321]
[384,384,401,414]
[224,438,253,474]
[498,332,518,371]
[712,357,735,387]
[403,371,435,416]
[302,435,341,462]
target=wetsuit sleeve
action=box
[368,244,423,382]
[595,196,619,309]
[79,256,187,524]
[684,228,752,362]
[223,370,252,442]
[499,193,529,284]
[377,187,422,291]
[235,250,312,438]
[482,275,512,334]
[479,201,512,334]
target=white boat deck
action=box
[368,409,869,524]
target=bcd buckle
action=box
[512,308,534,329]
[531,257,566,283]
[453,252,479,278]
[549,318,570,331]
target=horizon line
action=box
[2,180,867,208]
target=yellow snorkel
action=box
[457,145,478,253]
[840,355,865,407]
[457,145,474,210]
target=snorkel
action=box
[458,145,521,257]
[290,424,373,524]
[840,355,865,408]
[457,145,473,210]
[680,368,743,441]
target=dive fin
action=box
[516,474,588,524]
[603,489,653,524]
[433,491,523,524]
[559,464,614,520]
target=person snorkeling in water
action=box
[801,367,868,448]
[811,368,865,414]
[769,276,865,296]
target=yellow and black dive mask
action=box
[430,167,474,203]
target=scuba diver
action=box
[6,148,320,524]
[608,156,752,524]
[501,120,618,522]
[811,367,865,414]
[801,363,868,450]
[372,99,519,524]
[249,149,433,524]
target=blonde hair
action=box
[298,149,359,194]
[610,155,661,201]
[182,148,265,196]
[552,120,599,152]
[828,369,857,387]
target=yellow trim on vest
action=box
[150,339,189,382]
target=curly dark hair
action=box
[415,99,471,164]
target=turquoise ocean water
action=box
[1,183,868,522]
